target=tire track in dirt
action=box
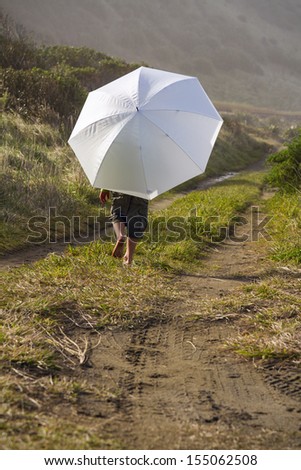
[2,180,301,448]
[75,197,301,449]
[77,318,301,449]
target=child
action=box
[100,190,148,265]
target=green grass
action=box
[1,171,265,368]
[2,169,301,449]
[159,182,300,365]
[265,192,301,264]
[0,171,266,449]
[0,112,103,255]
[184,271,301,363]
[1,111,275,256]
[0,372,123,449]
[1,245,170,449]
[210,189,301,364]
[142,172,264,271]
[226,275,301,361]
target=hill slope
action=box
[1,0,301,111]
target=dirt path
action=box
[78,319,300,449]
[2,172,301,449]
[0,158,265,269]
[74,198,301,449]
[0,173,237,269]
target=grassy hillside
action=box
[0,19,276,256]
[0,110,272,256]
[0,113,104,255]
[1,0,301,110]
[1,13,300,449]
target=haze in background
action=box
[1,0,301,110]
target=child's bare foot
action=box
[123,254,131,265]
[112,237,126,258]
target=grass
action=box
[203,188,301,365]
[0,112,103,255]
[236,188,301,362]
[265,192,301,264]
[156,180,300,366]
[1,110,298,448]
[1,170,300,449]
[0,373,122,449]
[183,271,301,364]
[1,111,276,256]
[1,245,170,449]
[226,274,301,362]
[1,171,266,449]
[142,172,264,272]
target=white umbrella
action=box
[68,66,223,200]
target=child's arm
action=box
[99,189,110,206]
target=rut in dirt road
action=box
[2,183,301,449]
[75,200,301,449]
[78,318,301,449]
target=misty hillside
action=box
[1,0,301,111]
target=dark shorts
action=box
[110,192,149,239]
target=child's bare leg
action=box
[123,237,137,265]
[112,221,126,258]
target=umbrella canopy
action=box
[68,66,223,200]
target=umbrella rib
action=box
[136,69,158,192]
[92,88,137,112]
[91,114,135,187]
[141,109,222,123]
[137,120,150,197]
[139,76,222,121]
[139,113,210,173]
[139,76,194,108]
[70,112,134,139]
